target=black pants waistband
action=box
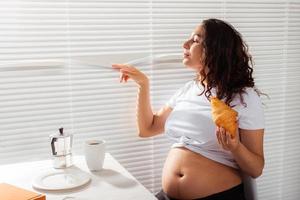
[155,183,246,200]
[195,183,245,200]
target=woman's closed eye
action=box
[193,39,200,43]
[187,37,199,44]
[192,35,201,43]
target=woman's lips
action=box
[183,53,190,58]
[183,51,190,58]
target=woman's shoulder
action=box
[178,80,195,91]
[234,87,265,129]
[242,87,262,101]
[232,87,262,108]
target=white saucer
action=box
[32,167,91,191]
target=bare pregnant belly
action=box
[162,147,242,199]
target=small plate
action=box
[32,167,91,191]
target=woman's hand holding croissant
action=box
[216,126,240,152]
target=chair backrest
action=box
[242,173,258,200]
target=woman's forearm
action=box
[232,143,264,178]
[136,81,154,137]
[112,64,155,137]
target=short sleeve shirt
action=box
[165,80,265,169]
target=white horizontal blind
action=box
[0,0,69,61]
[67,0,151,56]
[66,0,155,191]
[0,0,156,192]
[282,1,300,199]
[0,0,72,159]
[0,0,73,164]
[0,0,300,198]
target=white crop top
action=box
[165,80,265,169]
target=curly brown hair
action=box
[197,18,264,107]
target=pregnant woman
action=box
[112,18,265,200]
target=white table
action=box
[0,153,157,200]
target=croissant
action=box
[210,96,238,138]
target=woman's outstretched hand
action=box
[112,64,149,87]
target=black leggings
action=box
[155,184,246,200]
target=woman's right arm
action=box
[112,64,172,138]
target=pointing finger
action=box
[112,64,128,70]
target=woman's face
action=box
[182,25,206,72]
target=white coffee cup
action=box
[84,139,106,171]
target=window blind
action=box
[0,0,299,199]
[0,0,156,191]
[0,0,72,164]
[66,0,154,190]
[282,1,300,199]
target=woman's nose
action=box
[183,40,190,49]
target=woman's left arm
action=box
[216,127,264,178]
